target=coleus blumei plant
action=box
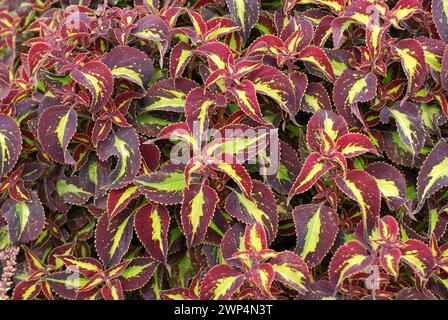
[1,0,448,300]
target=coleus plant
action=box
[1,0,448,301]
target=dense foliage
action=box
[1,0,448,300]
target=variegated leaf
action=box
[301,82,331,113]
[211,159,253,197]
[333,70,378,124]
[103,46,154,90]
[226,0,259,40]
[298,46,335,82]
[97,127,141,190]
[393,39,427,94]
[230,79,270,125]
[107,185,140,219]
[250,263,274,297]
[225,180,278,243]
[101,279,123,300]
[135,163,187,205]
[181,183,219,247]
[199,264,244,300]
[432,0,448,43]
[0,114,22,177]
[245,65,297,123]
[329,240,372,289]
[380,102,425,160]
[366,162,407,211]
[135,203,170,262]
[142,78,197,113]
[56,177,92,205]
[400,239,435,279]
[243,222,268,252]
[1,192,45,244]
[119,257,158,291]
[288,153,334,201]
[57,255,102,278]
[38,105,77,165]
[170,41,193,79]
[335,170,381,234]
[95,210,134,268]
[293,203,339,267]
[70,60,113,114]
[306,109,348,153]
[416,141,448,212]
[270,251,310,294]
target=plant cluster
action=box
[1,0,448,300]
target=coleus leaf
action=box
[101,279,123,300]
[432,0,448,43]
[103,46,154,90]
[380,102,425,161]
[199,264,244,300]
[44,272,93,300]
[170,41,193,79]
[1,192,45,244]
[135,162,187,205]
[335,170,381,234]
[0,63,10,100]
[107,185,140,219]
[293,203,339,267]
[37,105,77,165]
[392,39,427,95]
[336,133,379,158]
[79,155,110,199]
[195,42,234,71]
[389,0,422,28]
[249,263,274,297]
[245,65,297,124]
[270,251,310,295]
[118,257,158,291]
[133,14,170,42]
[380,247,401,279]
[97,127,142,190]
[301,82,331,113]
[225,0,259,40]
[442,48,448,92]
[243,222,268,252]
[225,180,278,243]
[57,255,102,278]
[333,70,378,124]
[12,279,41,300]
[230,79,270,125]
[211,160,253,198]
[288,153,335,201]
[134,202,170,262]
[263,141,301,194]
[366,162,407,211]
[132,15,170,67]
[416,141,448,213]
[70,60,113,114]
[142,78,198,113]
[95,210,134,268]
[306,109,348,153]
[185,87,215,144]
[298,46,336,82]
[205,17,240,41]
[329,240,373,290]
[0,114,22,177]
[204,132,270,166]
[181,183,219,247]
[56,177,92,205]
[400,239,436,279]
